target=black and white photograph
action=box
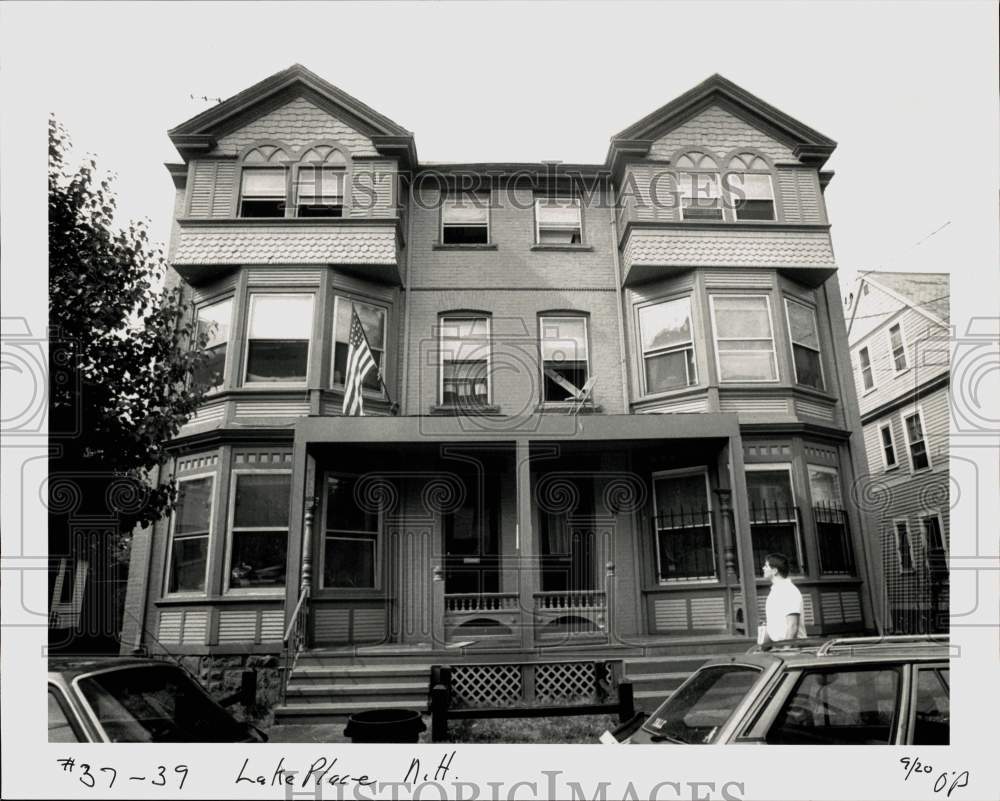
[1,1,997,799]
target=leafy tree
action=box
[48,116,208,554]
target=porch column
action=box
[727,435,760,637]
[284,446,316,627]
[515,439,538,649]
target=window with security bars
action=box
[653,471,716,582]
[440,317,490,406]
[746,467,802,573]
[808,466,854,575]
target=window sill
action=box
[536,402,603,414]
[430,404,501,416]
[433,243,498,251]
[530,244,593,253]
[633,385,703,405]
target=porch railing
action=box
[445,592,519,614]
[534,589,607,611]
[280,587,309,705]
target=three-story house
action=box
[121,66,880,717]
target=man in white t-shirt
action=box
[760,552,807,643]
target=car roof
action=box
[698,635,950,671]
[47,656,174,680]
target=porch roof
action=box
[294,412,740,446]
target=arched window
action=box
[675,151,722,221]
[725,151,775,221]
[239,145,291,218]
[295,146,348,218]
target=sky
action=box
[2,1,998,314]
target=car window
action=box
[913,668,949,745]
[766,666,900,744]
[643,665,761,744]
[48,689,82,742]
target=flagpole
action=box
[353,308,397,413]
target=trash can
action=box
[343,709,426,743]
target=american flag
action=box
[342,308,377,416]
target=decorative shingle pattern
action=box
[649,105,796,162]
[174,226,397,265]
[624,229,834,267]
[213,96,378,157]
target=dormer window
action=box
[240,168,287,218]
[726,152,775,221]
[676,152,722,221]
[296,146,347,218]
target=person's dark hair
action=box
[765,552,790,577]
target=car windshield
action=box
[642,664,762,744]
[76,664,250,742]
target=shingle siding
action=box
[648,104,798,162]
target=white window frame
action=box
[440,193,491,244]
[438,316,492,406]
[902,406,932,472]
[709,294,780,383]
[163,472,215,597]
[636,295,698,396]
[294,165,346,217]
[893,518,914,573]
[879,421,899,471]
[784,297,825,390]
[651,467,717,584]
[534,197,583,244]
[887,321,909,374]
[238,166,287,218]
[242,292,315,388]
[538,315,591,403]
[725,171,776,222]
[677,170,723,221]
[858,345,876,393]
[194,296,233,394]
[745,462,805,575]
[224,468,293,596]
[319,473,383,591]
[330,294,389,395]
[920,511,947,556]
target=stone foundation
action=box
[178,654,283,715]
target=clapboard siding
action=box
[260,610,286,642]
[651,595,728,632]
[157,609,208,645]
[218,609,258,643]
[719,396,791,415]
[648,104,797,162]
[704,269,773,289]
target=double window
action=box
[227,471,291,591]
[785,299,824,390]
[238,146,347,219]
[652,470,716,582]
[710,295,778,382]
[166,475,214,594]
[322,475,380,589]
[441,194,490,244]
[539,316,590,402]
[638,297,697,394]
[332,296,387,393]
[676,151,776,222]
[439,316,491,406]
[193,298,232,393]
[244,293,314,384]
[746,466,802,573]
[903,409,931,471]
[535,198,583,244]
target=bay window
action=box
[653,470,716,582]
[785,298,824,390]
[166,475,213,594]
[638,296,697,393]
[539,316,590,402]
[710,295,778,382]
[441,194,489,244]
[808,465,854,575]
[244,293,314,384]
[535,197,582,244]
[227,472,291,591]
[193,298,232,393]
[332,296,386,393]
[322,475,380,589]
[746,466,802,573]
[439,316,490,406]
[239,168,286,218]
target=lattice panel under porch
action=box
[451,665,522,708]
[535,662,597,704]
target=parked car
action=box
[47,657,267,742]
[606,635,949,745]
